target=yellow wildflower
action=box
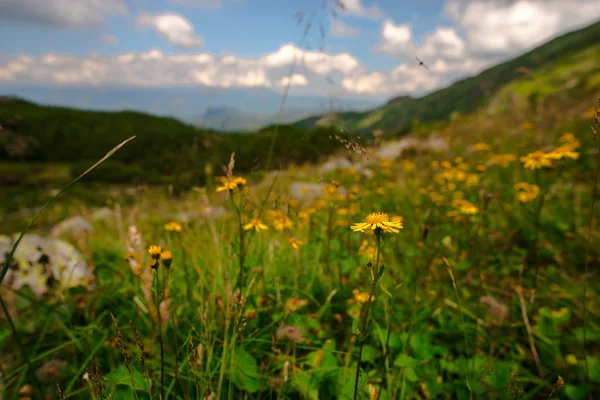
[352,289,375,304]
[489,153,517,167]
[273,215,294,231]
[358,239,375,258]
[402,160,416,172]
[452,199,478,215]
[351,212,403,234]
[430,160,440,170]
[546,144,579,160]
[337,208,349,216]
[243,218,268,232]
[148,245,162,260]
[474,142,492,151]
[216,176,247,192]
[160,250,173,268]
[288,237,303,250]
[514,182,540,202]
[559,133,578,144]
[520,151,552,170]
[164,221,182,232]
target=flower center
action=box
[365,212,389,224]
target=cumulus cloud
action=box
[0,0,127,28]
[337,0,382,19]
[446,0,600,57]
[0,44,360,92]
[101,35,119,46]
[137,13,205,48]
[330,19,358,37]
[279,74,309,87]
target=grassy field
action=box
[1,94,599,400]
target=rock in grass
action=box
[0,234,94,299]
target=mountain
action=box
[197,105,318,132]
[295,20,600,134]
[0,96,346,188]
[0,85,383,131]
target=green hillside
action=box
[296,20,600,135]
[0,98,346,188]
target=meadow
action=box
[0,91,599,400]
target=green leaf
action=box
[564,384,588,400]
[394,354,419,368]
[587,356,600,383]
[104,364,149,391]
[405,368,419,382]
[361,345,378,363]
[410,334,434,360]
[230,347,260,393]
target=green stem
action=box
[0,293,44,398]
[154,270,165,400]
[353,233,382,400]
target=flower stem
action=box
[153,270,165,400]
[353,233,382,400]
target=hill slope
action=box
[0,97,346,187]
[295,20,600,134]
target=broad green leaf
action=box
[361,345,378,363]
[104,364,149,391]
[394,353,419,368]
[230,347,260,393]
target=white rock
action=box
[0,234,93,298]
[50,216,93,238]
[319,157,353,174]
[91,207,114,222]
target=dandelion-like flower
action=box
[474,142,492,151]
[489,153,517,167]
[352,289,375,304]
[160,250,173,268]
[546,144,579,160]
[216,176,247,192]
[288,236,303,250]
[451,199,478,215]
[520,151,552,170]
[148,245,162,260]
[351,212,403,234]
[273,215,294,231]
[514,182,540,202]
[243,218,268,232]
[164,222,182,232]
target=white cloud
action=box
[0,0,126,28]
[337,0,382,19]
[168,0,239,8]
[137,13,205,48]
[279,74,309,87]
[446,0,600,57]
[331,19,358,37]
[0,44,361,93]
[101,35,119,46]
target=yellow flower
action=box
[322,184,337,197]
[285,296,308,312]
[160,250,173,268]
[430,160,440,170]
[565,354,578,365]
[288,236,303,250]
[454,157,464,164]
[520,151,552,170]
[514,182,540,202]
[164,221,182,232]
[273,215,294,231]
[216,176,247,192]
[351,212,403,234]
[352,289,375,304]
[391,215,403,223]
[243,218,268,232]
[559,133,578,144]
[337,208,349,216]
[489,153,517,167]
[452,199,478,215]
[402,160,416,172]
[148,245,162,259]
[474,142,492,151]
[546,144,579,160]
[441,161,452,170]
[375,187,385,195]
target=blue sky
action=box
[1,0,599,99]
